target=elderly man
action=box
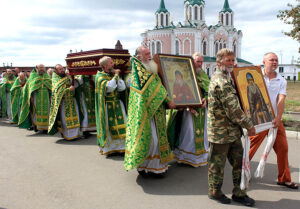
[10,72,27,123]
[95,56,126,155]
[48,64,81,140]
[249,52,298,189]
[18,64,52,131]
[169,52,210,167]
[207,48,255,206]
[124,46,175,177]
[0,69,16,122]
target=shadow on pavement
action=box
[55,134,97,146]
[136,160,299,199]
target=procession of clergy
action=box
[0,46,298,207]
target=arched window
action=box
[166,14,169,26]
[156,14,158,27]
[200,7,203,20]
[223,43,226,48]
[231,14,233,26]
[226,13,229,26]
[194,6,198,20]
[215,42,218,55]
[157,42,161,54]
[219,42,222,50]
[184,39,190,55]
[203,41,207,56]
[186,6,189,19]
[175,40,180,55]
[152,42,155,56]
[233,42,237,56]
[221,14,223,24]
[161,14,164,26]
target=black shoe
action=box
[138,170,148,178]
[208,194,231,204]
[33,126,38,132]
[232,195,255,207]
[27,126,34,131]
[83,131,92,138]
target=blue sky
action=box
[0,0,299,66]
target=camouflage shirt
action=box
[207,68,253,144]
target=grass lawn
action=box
[285,81,300,112]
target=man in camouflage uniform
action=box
[207,48,256,206]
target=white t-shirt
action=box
[263,70,287,116]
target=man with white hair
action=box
[207,48,255,206]
[0,69,16,122]
[18,64,52,132]
[95,56,126,155]
[10,72,27,123]
[124,46,175,177]
[48,64,81,140]
[47,68,54,77]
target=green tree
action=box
[277,0,300,42]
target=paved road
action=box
[0,118,299,209]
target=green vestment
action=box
[0,75,16,117]
[18,69,52,129]
[124,57,173,170]
[48,73,80,137]
[95,71,126,148]
[76,75,96,130]
[10,77,27,123]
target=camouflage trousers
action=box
[208,139,246,197]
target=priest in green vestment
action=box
[0,69,16,122]
[48,64,81,140]
[124,46,175,177]
[18,65,52,131]
[167,52,210,167]
[10,72,27,123]
[75,75,96,136]
[95,56,127,155]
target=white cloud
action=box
[0,0,299,66]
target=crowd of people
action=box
[0,47,298,207]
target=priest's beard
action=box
[142,60,158,74]
[8,74,13,79]
[58,72,66,78]
[220,65,233,73]
[38,71,45,75]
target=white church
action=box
[141,0,252,77]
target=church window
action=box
[233,42,237,56]
[231,14,233,26]
[194,6,198,20]
[219,43,222,50]
[203,41,207,56]
[157,42,161,54]
[226,13,229,26]
[161,14,164,26]
[156,14,158,27]
[175,40,180,55]
[184,39,190,55]
[221,14,223,24]
[152,42,155,57]
[166,14,169,26]
[200,7,203,21]
[223,43,226,48]
[189,7,192,20]
[215,42,218,55]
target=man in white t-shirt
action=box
[249,52,298,189]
